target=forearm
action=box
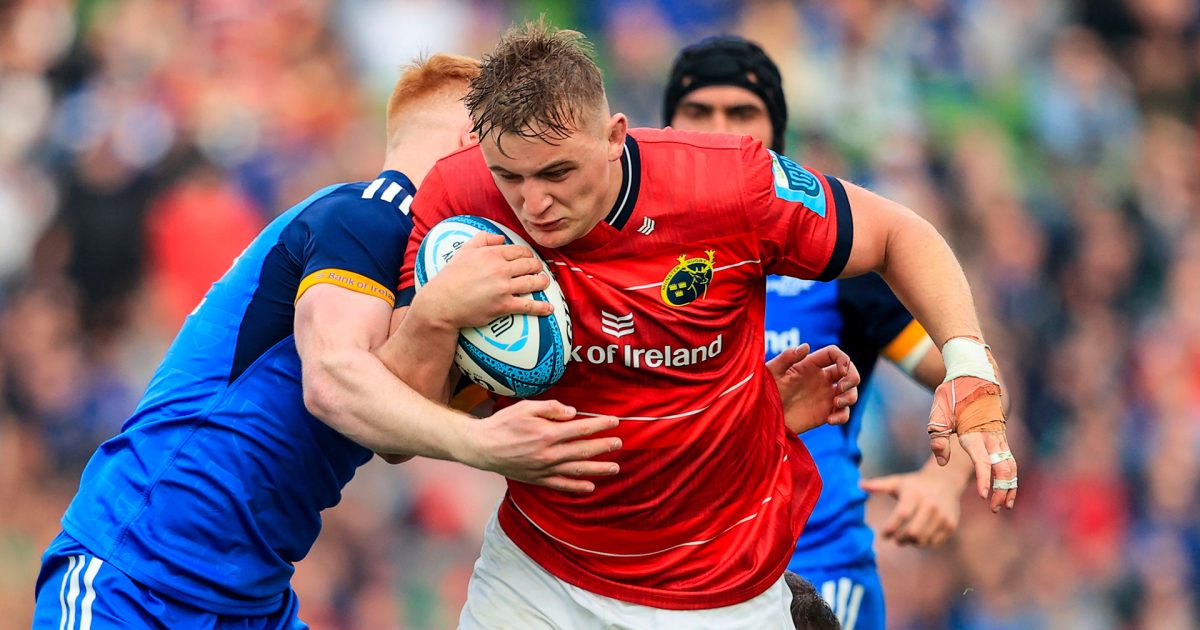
[376,301,460,402]
[304,348,471,460]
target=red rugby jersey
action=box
[400,128,853,610]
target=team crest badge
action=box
[660,250,716,307]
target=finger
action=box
[523,400,577,421]
[835,385,859,408]
[927,523,951,548]
[880,493,918,539]
[930,434,951,467]
[460,232,508,250]
[804,345,849,370]
[766,344,811,379]
[536,475,596,494]
[859,475,902,497]
[826,406,850,426]
[494,243,538,261]
[958,433,992,500]
[843,356,861,387]
[552,414,622,441]
[510,297,554,317]
[505,256,545,278]
[897,503,935,547]
[541,436,624,466]
[545,460,621,477]
[507,273,552,296]
[984,431,1018,512]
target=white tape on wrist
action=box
[941,337,998,384]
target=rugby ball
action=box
[414,215,572,398]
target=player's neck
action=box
[381,151,437,188]
[381,130,463,188]
[595,151,626,226]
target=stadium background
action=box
[0,0,1196,627]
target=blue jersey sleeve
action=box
[287,187,414,308]
[836,273,917,380]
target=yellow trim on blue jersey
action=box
[296,268,395,307]
[882,319,930,363]
[450,384,491,414]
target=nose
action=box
[521,180,553,217]
[710,111,730,134]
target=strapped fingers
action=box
[988,450,1014,465]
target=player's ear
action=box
[606,113,627,162]
[459,120,478,149]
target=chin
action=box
[527,230,571,249]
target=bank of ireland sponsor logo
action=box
[570,309,723,369]
[600,311,634,338]
[764,327,802,357]
[660,250,716,307]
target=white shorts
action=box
[458,512,792,630]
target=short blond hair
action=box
[386,54,480,142]
[465,19,605,148]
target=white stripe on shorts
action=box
[80,557,104,630]
[58,555,77,630]
[65,554,85,630]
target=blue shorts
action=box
[33,532,307,630]
[796,563,884,630]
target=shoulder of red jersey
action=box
[632,127,750,151]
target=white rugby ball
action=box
[414,215,572,398]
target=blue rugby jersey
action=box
[764,272,925,572]
[60,171,416,614]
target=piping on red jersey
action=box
[509,491,778,558]
[570,371,754,421]
[608,259,763,292]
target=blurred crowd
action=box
[0,0,1196,628]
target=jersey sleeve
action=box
[396,163,456,306]
[739,139,853,281]
[287,192,412,308]
[837,273,918,355]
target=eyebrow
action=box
[490,160,577,177]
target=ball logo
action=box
[660,250,716,307]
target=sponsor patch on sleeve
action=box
[769,150,827,217]
[296,268,395,306]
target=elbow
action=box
[302,354,351,424]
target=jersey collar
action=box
[602,134,641,231]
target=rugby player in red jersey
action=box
[388,21,1016,628]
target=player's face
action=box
[670,86,773,147]
[481,110,627,248]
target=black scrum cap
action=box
[663,35,787,153]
